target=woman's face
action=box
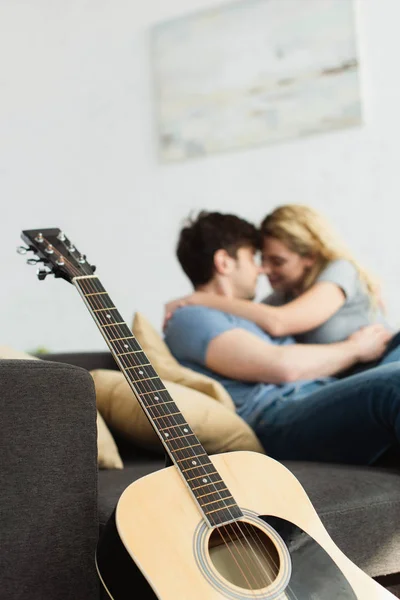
[261,236,315,294]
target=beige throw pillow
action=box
[131,312,235,411]
[91,369,264,455]
[0,345,123,469]
[97,412,123,469]
[0,346,41,360]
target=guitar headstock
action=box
[19,228,96,283]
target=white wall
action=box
[1,0,399,352]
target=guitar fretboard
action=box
[74,275,242,527]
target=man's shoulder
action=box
[167,305,236,332]
[164,305,241,363]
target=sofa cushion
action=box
[0,346,123,470]
[132,312,234,410]
[92,369,264,455]
[286,461,400,578]
[98,459,400,579]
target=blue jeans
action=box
[254,362,400,465]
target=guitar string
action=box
[81,275,298,599]
[39,243,260,588]
[78,275,268,594]
[44,241,296,598]
[79,277,268,593]
[52,247,290,597]
[42,240,296,596]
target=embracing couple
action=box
[164,205,400,466]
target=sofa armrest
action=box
[38,351,118,372]
[0,360,99,600]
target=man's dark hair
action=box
[176,211,260,287]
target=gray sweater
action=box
[263,259,388,344]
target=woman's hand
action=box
[348,324,392,363]
[163,292,206,330]
[163,296,189,329]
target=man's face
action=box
[231,246,261,300]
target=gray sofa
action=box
[1,352,400,599]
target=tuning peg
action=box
[17,246,31,255]
[27,258,41,266]
[37,268,51,281]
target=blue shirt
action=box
[164,305,333,427]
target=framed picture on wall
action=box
[151,0,362,162]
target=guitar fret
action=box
[147,400,175,408]
[117,352,148,359]
[207,503,237,515]
[121,359,150,369]
[197,490,232,499]
[159,423,189,431]
[110,336,135,342]
[84,291,108,296]
[147,406,179,414]
[138,388,166,396]
[182,464,208,473]
[176,453,208,463]
[135,375,159,383]
[201,497,235,508]
[93,307,117,312]
[152,410,179,419]
[164,433,197,443]
[191,480,226,491]
[100,321,126,327]
[169,443,203,453]
[186,471,219,482]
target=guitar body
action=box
[96,451,393,599]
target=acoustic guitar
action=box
[20,228,395,599]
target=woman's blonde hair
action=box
[260,204,379,306]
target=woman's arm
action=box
[170,282,346,337]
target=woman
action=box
[165,204,390,344]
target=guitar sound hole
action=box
[208,522,280,590]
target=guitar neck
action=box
[74,275,242,527]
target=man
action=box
[165,211,400,465]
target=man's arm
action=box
[205,326,390,383]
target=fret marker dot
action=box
[106,314,111,319]
[164,433,169,437]
[202,478,208,483]
[183,428,188,433]
[124,344,129,349]
[192,461,197,466]
[138,370,144,375]
[154,396,159,400]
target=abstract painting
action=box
[152,0,361,162]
